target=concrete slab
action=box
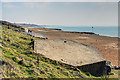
[34,39,105,66]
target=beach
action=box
[29,28,119,67]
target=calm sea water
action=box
[45,26,118,37]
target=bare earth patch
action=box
[30,28,119,67]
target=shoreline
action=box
[29,27,119,38]
[28,27,119,67]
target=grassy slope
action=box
[1,25,114,79]
[2,25,89,78]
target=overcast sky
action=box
[1,1,119,26]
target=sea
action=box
[44,26,118,37]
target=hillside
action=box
[16,23,45,28]
[0,21,116,79]
[1,24,89,78]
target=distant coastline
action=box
[16,23,118,37]
[45,26,118,38]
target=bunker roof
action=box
[34,39,106,66]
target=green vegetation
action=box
[1,23,117,79]
[1,25,85,78]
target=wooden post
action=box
[92,26,93,33]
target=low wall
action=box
[78,61,106,77]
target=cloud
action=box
[1,0,120,2]
[23,3,37,8]
[23,3,50,8]
[3,3,19,8]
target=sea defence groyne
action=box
[34,39,106,76]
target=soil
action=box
[29,28,119,67]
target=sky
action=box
[1,0,120,2]
[1,1,119,26]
